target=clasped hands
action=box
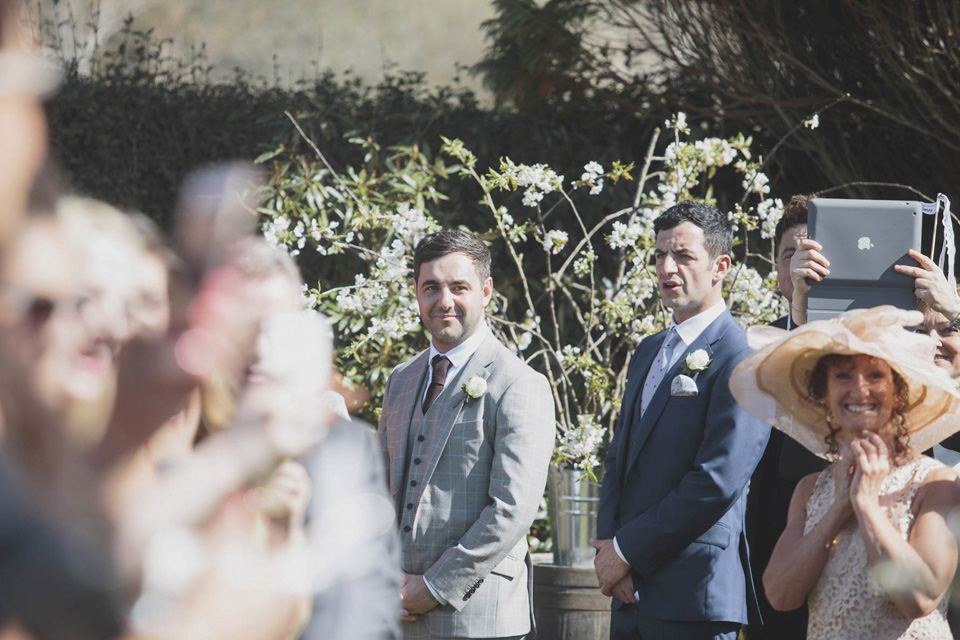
[832,431,892,516]
[590,538,636,603]
[399,573,439,622]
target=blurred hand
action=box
[168,496,310,640]
[257,460,312,542]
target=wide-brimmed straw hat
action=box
[730,305,960,457]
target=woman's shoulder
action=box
[794,469,825,503]
[912,455,960,510]
[913,454,959,483]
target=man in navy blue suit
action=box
[593,201,771,640]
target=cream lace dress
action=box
[803,455,951,639]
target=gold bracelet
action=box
[812,523,833,550]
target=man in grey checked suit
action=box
[377,230,555,639]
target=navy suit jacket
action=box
[598,309,770,625]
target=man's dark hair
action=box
[413,230,491,282]
[774,193,816,251]
[653,201,732,258]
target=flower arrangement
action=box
[257,112,792,463]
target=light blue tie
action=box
[640,329,681,416]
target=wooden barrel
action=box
[532,563,611,640]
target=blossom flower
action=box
[804,114,820,129]
[580,161,605,195]
[556,414,605,472]
[522,188,544,208]
[542,230,569,254]
[559,345,582,368]
[390,202,436,247]
[665,112,689,133]
[756,198,785,239]
[262,215,291,248]
[742,168,771,195]
[573,249,597,277]
[608,221,644,250]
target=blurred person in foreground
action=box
[745,194,825,640]
[170,237,401,640]
[0,179,330,639]
[378,230,554,639]
[732,306,960,639]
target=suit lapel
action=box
[624,311,733,476]
[419,334,499,490]
[389,350,430,514]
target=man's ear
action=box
[713,254,732,284]
[482,276,493,306]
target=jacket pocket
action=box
[489,553,521,580]
[692,521,731,549]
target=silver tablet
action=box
[806,198,923,322]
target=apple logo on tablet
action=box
[857,236,874,251]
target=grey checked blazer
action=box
[377,331,555,638]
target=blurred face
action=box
[824,354,896,440]
[414,252,492,353]
[243,271,303,386]
[71,234,138,400]
[920,309,960,379]
[0,219,84,410]
[655,222,730,323]
[128,251,170,337]
[776,223,806,302]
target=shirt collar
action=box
[671,300,726,347]
[428,322,490,370]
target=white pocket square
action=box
[670,374,698,396]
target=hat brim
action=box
[731,306,960,457]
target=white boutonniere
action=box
[461,375,487,405]
[682,349,712,376]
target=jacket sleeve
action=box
[423,372,555,610]
[615,348,771,577]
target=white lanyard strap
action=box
[921,194,955,288]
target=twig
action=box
[284,111,370,215]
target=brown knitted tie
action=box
[422,355,451,413]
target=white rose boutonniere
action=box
[462,375,488,405]
[682,349,712,376]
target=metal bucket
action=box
[548,465,602,567]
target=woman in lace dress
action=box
[730,306,960,640]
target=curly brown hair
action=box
[806,354,911,460]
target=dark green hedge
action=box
[45,24,665,233]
